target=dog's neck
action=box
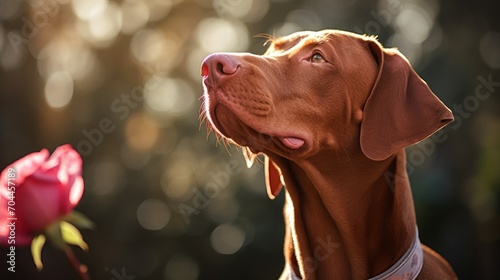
[273,149,417,279]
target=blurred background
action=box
[0,0,499,279]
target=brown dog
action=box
[200,30,457,280]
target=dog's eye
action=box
[310,53,326,63]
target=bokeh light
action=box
[144,77,195,122]
[272,9,323,36]
[71,0,108,20]
[145,0,173,22]
[44,71,74,109]
[119,1,150,35]
[395,6,433,44]
[196,17,249,53]
[137,198,171,230]
[0,0,22,20]
[130,29,168,63]
[36,37,98,84]
[216,0,270,22]
[161,159,196,201]
[85,1,122,47]
[479,31,500,69]
[164,254,199,280]
[125,112,160,151]
[210,223,246,255]
[72,0,108,21]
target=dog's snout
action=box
[201,53,241,79]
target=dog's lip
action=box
[234,119,310,153]
[205,88,310,153]
[211,106,309,153]
[211,105,229,137]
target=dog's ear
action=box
[265,156,283,199]
[242,149,282,199]
[360,40,454,161]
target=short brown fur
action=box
[201,30,457,280]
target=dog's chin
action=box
[209,105,308,156]
[211,105,260,148]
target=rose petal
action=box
[51,145,82,185]
[0,150,50,244]
[16,177,61,232]
[53,145,83,213]
[0,149,49,190]
[63,146,83,176]
[41,145,70,183]
[69,176,84,207]
[49,145,81,170]
[31,147,61,183]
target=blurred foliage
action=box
[0,0,499,279]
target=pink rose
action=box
[0,144,84,246]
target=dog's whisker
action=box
[204,126,213,141]
[198,116,206,131]
[222,139,233,155]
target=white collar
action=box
[368,229,423,280]
[286,229,423,280]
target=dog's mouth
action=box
[202,89,306,154]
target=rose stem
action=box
[64,247,91,280]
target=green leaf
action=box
[64,211,95,229]
[45,222,65,249]
[60,221,89,251]
[31,234,46,271]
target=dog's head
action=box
[200,30,453,198]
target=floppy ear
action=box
[265,156,283,200]
[242,148,283,199]
[360,41,454,161]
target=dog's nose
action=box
[201,53,240,79]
